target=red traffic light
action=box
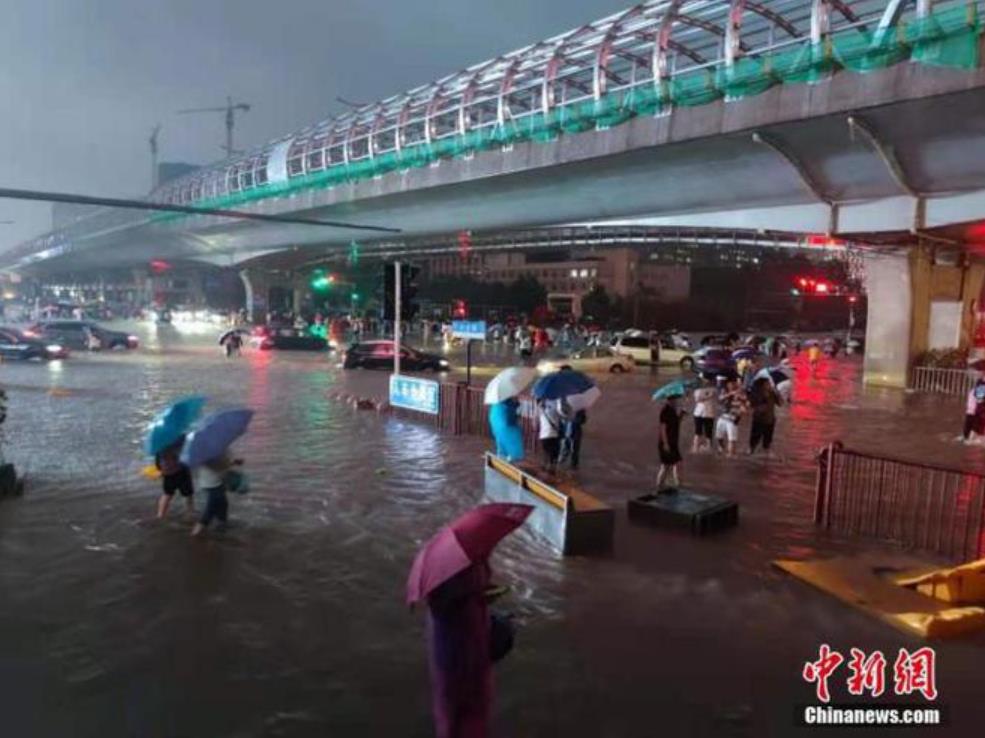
[452,299,467,318]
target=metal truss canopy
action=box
[144,0,923,210]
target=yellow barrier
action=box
[774,555,985,640]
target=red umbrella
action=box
[406,503,533,606]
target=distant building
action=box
[425,247,690,302]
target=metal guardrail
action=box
[910,366,977,396]
[815,442,985,563]
[393,381,538,452]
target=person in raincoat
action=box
[488,398,524,462]
[426,561,493,738]
[558,402,587,470]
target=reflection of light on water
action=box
[46,359,64,375]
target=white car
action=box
[610,333,658,365]
[537,347,634,374]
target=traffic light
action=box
[379,263,420,320]
[348,241,360,266]
[311,269,334,291]
[452,299,467,319]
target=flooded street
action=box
[2,324,984,737]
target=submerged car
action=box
[692,347,737,378]
[27,320,138,350]
[257,328,328,351]
[0,326,69,360]
[537,347,634,374]
[343,341,449,372]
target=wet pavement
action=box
[1,323,983,737]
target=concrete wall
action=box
[865,251,985,387]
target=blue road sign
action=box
[452,320,487,341]
[389,374,440,415]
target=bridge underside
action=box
[11,66,985,276]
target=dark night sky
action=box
[0,0,632,252]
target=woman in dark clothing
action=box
[427,561,493,738]
[748,377,783,455]
[656,394,683,489]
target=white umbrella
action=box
[484,367,538,405]
[564,385,601,412]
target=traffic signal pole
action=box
[394,261,401,376]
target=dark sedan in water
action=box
[257,328,328,351]
[343,340,449,372]
[27,320,139,351]
[0,326,69,361]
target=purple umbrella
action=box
[180,408,254,467]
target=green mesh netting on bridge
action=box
[154,5,981,224]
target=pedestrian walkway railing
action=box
[910,366,976,396]
[815,442,985,563]
[393,382,538,453]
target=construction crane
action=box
[177,96,251,159]
[148,124,161,191]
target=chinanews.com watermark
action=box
[796,644,946,729]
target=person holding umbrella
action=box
[484,367,537,462]
[180,408,253,537]
[145,396,206,520]
[155,436,194,518]
[531,369,600,475]
[407,503,532,738]
[655,388,685,490]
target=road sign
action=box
[452,320,486,341]
[389,374,440,415]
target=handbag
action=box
[489,611,515,663]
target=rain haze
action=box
[0,0,630,252]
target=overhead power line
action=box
[0,187,401,233]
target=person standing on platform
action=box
[537,398,562,475]
[559,404,587,470]
[656,393,683,490]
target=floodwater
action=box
[1,324,983,737]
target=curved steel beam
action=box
[847,114,919,197]
[811,0,831,44]
[676,13,751,53]
[594,4,647,99]
[652,1,684,83]
[753,130,840,232]
[725,0,747,67]
[746,2,802,38]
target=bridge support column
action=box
[239,270,255,323]
[863,249,985,388]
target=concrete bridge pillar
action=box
[863,249,985,388]
[239,270,255,323]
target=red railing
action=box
[394,382,538,452]
[815,442,985,563]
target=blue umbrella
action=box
[532,370,594,400]
[731,347,761,360]
[180,408,254,467]
[651,378,699,401]
[144,396,207,455]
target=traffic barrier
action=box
[815,442,985,563]
[390,381,538,452]
[910,366,976,396]
[483,453,614,556]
